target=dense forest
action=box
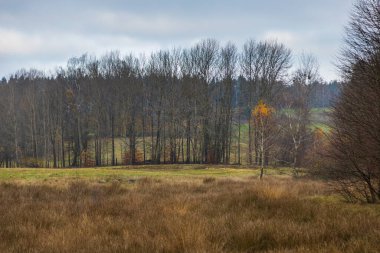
[0,39,341,168]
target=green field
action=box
[0,165,292,183]
[310,108,331,131]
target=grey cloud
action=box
[0,0,356,80]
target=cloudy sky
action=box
[0,0,355,80]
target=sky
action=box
[0,0,356,81]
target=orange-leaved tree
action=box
[253,100,275,179]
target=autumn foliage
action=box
[253,100,275,119]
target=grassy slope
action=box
[310,107,331,132]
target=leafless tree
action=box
[241,40,292,165]
[280,53,320,175]
[328,0,380,203]
[0,38,336,171]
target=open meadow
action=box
[0,166,379,253]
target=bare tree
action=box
[241,40,292,165]
[328,0,380,203]
[191,39,219,163]
[0,39,328,171]
[241,39,262,165]
[281,53,320,175]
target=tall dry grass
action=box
[0,177,379,252]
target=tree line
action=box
[0,39,339,168]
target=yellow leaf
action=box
[253,100,274,118]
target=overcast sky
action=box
[0,0,355,81]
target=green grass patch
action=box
[310,107,332,113]
[0,165,293,182]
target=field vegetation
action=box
[0,166,379,253]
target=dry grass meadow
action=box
[0,166,379,253]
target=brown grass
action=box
[0,177,379,252]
